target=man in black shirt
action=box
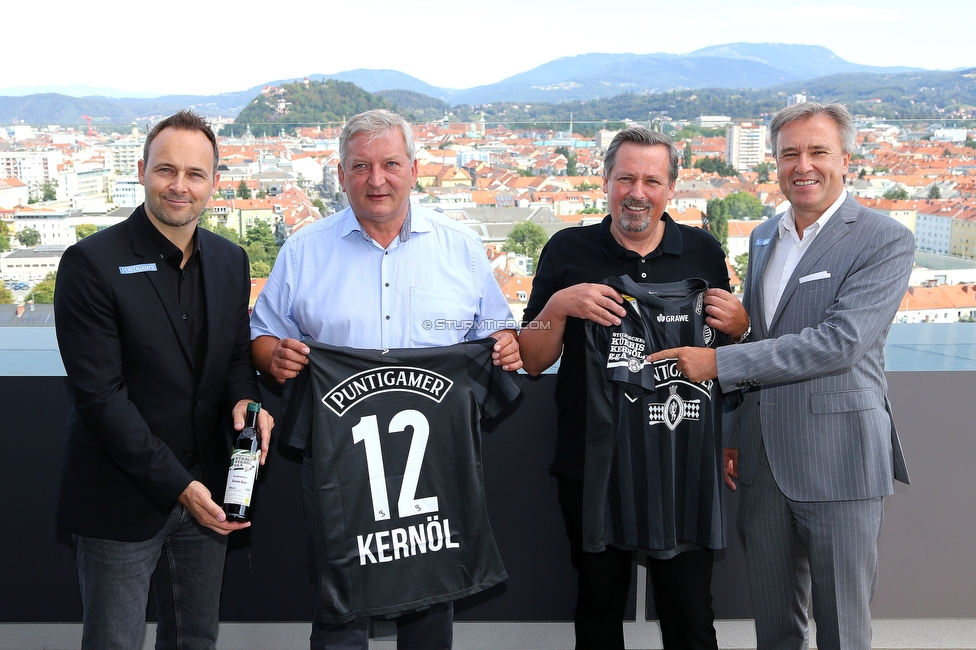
[54,111,273,650]
[519,127,749,650]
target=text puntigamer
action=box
[323,367,454,416]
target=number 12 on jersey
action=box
[351,409,439,522]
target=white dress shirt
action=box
[762,190,848,328]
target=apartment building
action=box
[726,122,767,173]
[0,150,63,189]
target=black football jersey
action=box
[302,339,520,623]
[583,276,725,554]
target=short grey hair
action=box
[603,127,679,185]
[339,109,416,168]
[770,101,857,156]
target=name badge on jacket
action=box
[119,263,158,275]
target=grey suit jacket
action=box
[716,194,913,502]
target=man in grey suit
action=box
[652,102,914,649]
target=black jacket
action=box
[54,206,260,541]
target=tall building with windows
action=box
[0,150,63,188]
[108,139,145,173]
[726,122,767,173]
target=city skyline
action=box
[4,0,975,98]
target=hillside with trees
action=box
[224,80,397,137]
[449,68,976,133]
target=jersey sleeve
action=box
[463,339,522,420]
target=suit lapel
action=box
[748,218,779,339]
[767,196,857,331]
[126,211,194,365]
[198,233,223,382]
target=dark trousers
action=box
[303,451,453,650]
[74,503,226,650]
[556,474,718,650]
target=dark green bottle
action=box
[223,402,261,522]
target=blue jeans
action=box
[74,503,228,650]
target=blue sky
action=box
[4,0,973,97]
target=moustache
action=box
[620,199,652,211]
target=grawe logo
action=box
[656,313,690,323]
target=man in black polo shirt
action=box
[519,127,749,650]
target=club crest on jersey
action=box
[322,367,454,416]
[648,385,702,431]
[703,324,715,347]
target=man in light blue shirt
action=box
[251,109,520,650]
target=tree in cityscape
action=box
[17,227,41,247]
[733,252,749,285]
[694,156,738,177]
[555,146,577,176]
[199,213,243,245]
[0,285,14,305]
[703,198,729,252]
[683,142,693,169]
[724,192,765,220]
[28,180,59,203]
[243,220,281,274]
[236,181,252,200]
[504,221,549,270]
[75,224,97,241]
[675,126,725,140]
[250,259,271,279]
[0,223,11,252]
[42,180,58,201]
[928,184,942,199]
[575,182,600,191]
[883,186,910,200]
[25,272,56,304]
[754,161,774,184]
[246,220,277,251]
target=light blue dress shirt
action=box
[250,204,516,348]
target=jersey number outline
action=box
[351,409,439,522]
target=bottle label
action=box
[224,449,260,506]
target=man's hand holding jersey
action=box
[520,282,630,376]
[649,289,748,383]
[554,282,629,326]
[490,329,522,371]
[253,332,522,380]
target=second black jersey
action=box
[301,339,520,623]
[583,276,725,555]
